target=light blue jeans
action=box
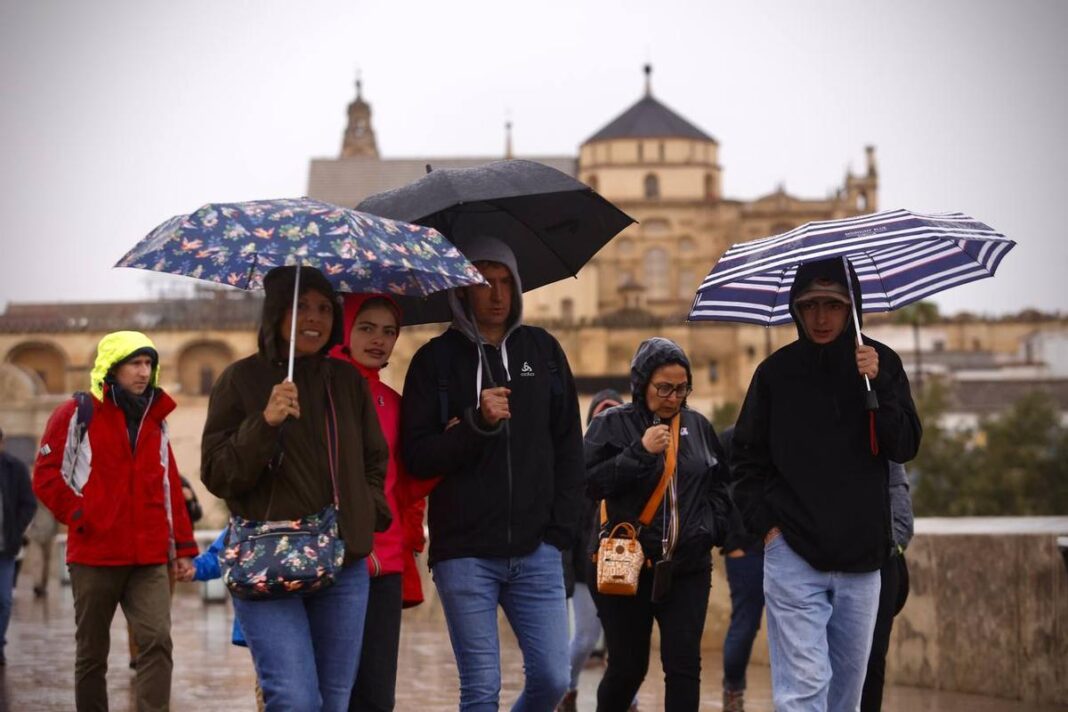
[567,582,602,690]
[233,561,369,712]
[432,542,570,712]
[763,534,880,712]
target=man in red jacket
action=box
[33,331,197,712]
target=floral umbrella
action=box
[116,197,486,377]
[115,197,486,296]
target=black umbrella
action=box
[356,159,635,325]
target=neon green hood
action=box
[89,331,160,400]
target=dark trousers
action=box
[722,549,765,692]
[591,562,711,712]
[350,573,403,712]
[69,563,173,712]
[860,554,910,712]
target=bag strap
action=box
[323,377,341,510]
[638,415,681,526]
[599,414,682,528]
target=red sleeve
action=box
[31,400,82,526]
[167,447,199,559]
[397,462,434,553]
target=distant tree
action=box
[975,391,1068,515]
[893,301,940,391]
[910,379,977,516]
[912,384,1068,516]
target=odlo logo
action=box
[520,361,535,377]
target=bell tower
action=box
[340,73,379,159]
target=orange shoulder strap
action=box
[600,415,681,528]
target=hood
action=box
[90,331,160,400]
[258,265,344,362]
[447,235,523,344]
[629,337,692,407]
[328,292,402,380]
[789,257,863,347]
[586,388,624,426]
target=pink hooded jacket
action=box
[330,293,438,607]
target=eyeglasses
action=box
[652,382,693,399]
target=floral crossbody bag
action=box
[222,386,347,600]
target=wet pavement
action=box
[1,578,1064,711]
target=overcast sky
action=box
[1,0,1065,317]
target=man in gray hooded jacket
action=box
[401,236,585,711]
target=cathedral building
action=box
[305,67,878,410]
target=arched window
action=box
[6,341,68,394]
[658,142,665,161]
[644,173,660,200]
[644,248,668,298]
[178,341,235,395]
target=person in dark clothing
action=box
[731,257,921,712]
[861,461,914,712]
[557,389,625,712]
[585,337,731,712]
[717,425,764,712]
[201,266,390,712]
[401,236,585,711]
[0,426,37,666]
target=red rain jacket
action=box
[330,293,438,607]
[32,388,198,566]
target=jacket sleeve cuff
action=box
[464,407,505,436]
[175,540,199,559]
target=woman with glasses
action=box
[584,337,732,712]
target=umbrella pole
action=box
[842,256,879,411]
[287,263,301,381]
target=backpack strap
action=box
[72,391,95,445]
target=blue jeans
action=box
[0,555,15,660]
[233,561,369,712]
[433,542,570,711]
[567,582,601,690]
[722,548,765,692]
[763,535,880,712]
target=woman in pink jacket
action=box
[331,293,436,712]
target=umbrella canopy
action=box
[356,159,635,324]
[688,209,1016,326]
[115,197,486,297]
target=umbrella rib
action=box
[483,198,578,279]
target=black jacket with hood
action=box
[401,237,585,565]
[201,266,391,560]
[584,338,732,574]
[731,258,921,573]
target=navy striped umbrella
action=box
[688,209,1015,326]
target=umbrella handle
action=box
[287,262,301,382]
[843,256,878,410]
